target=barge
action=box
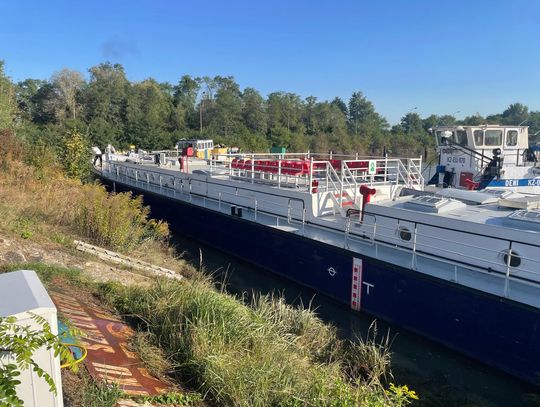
[95,149,540,385]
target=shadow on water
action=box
[172,233,540,407]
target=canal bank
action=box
[172,233,539,407]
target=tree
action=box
[461,114,485,126]
[242,88,267,134]
[83,63,130,147]
[0,61,16,129]
[347,92,388,154]
[209,76,243,139]
[400,112,423,136]
[331,97,348,117]
[126,78,174,149]
[501,103,529,125]
[60,130,91,179]
[51,69,85,121]
[172,75,200,131]
[267,92,304,136]
[15,79,46,122]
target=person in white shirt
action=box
[92,146,102,166]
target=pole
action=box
[199,91,206,135]
[199,100,203,135]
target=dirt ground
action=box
[0,232,154,285]
[0,232,201,407]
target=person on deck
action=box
[92,146,102,167]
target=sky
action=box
[1,0,539,124]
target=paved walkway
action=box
[50,290,169,396]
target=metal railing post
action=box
[278,160,282,188]
[251,154,255,183]
[309,158,313,193]
[504,242,513,297]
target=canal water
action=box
[172,233,539,407]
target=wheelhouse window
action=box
[484,130,502,146]
[436,130,454,145]
[506,130,518,146]
[473,130,484,146]
[456,130,467,146]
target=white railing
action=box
[102,159,540,303]
[344,211,540,298]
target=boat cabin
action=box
[176,139,215,159]
[430,125,536,189]
[434,125,529,152]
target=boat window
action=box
[473,130,483,146]
[503,250,521,268]
[456,130,468,146]
[484,130,502,146]
[398,226,412,241]
[436,130,454,145]
[506,130,518,146]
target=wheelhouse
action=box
[176,139,214,159]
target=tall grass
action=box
[74,184,168,251]
[0,129,168,253]
[99,278,417,406]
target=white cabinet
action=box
[0,270,63,407]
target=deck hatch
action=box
[504,209,540,231]
[404,195,466,213]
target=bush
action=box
[74,184,169,252]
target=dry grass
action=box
[0,130,170,260]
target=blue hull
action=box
[104,178,540,385]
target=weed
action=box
[129,331,172,380]
[134,391,202,406]
[80,375,123,407]
[0,263,83,286]
[14,216,35,239]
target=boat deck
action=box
[98,156,540,311]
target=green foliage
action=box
[74,185,169,252]
[98,279,417,407]
[13,216,35,239]
[60,130,91,179]
[80,375,123,407]
[3,57,540,166]
[135,391,202,406]
[0,314,75,407]
[386,383,419,406]
[0,61,17,129]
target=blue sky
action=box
[1,0,539,123]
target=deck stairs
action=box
[317,158,423,217]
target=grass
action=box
[0,130,169,254]
[129,331,173,381]
[0,261,417,406]
[80,375,124,407]
[0,262,84,286]
[97,278,418,407]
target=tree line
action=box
[1,60,539,159]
